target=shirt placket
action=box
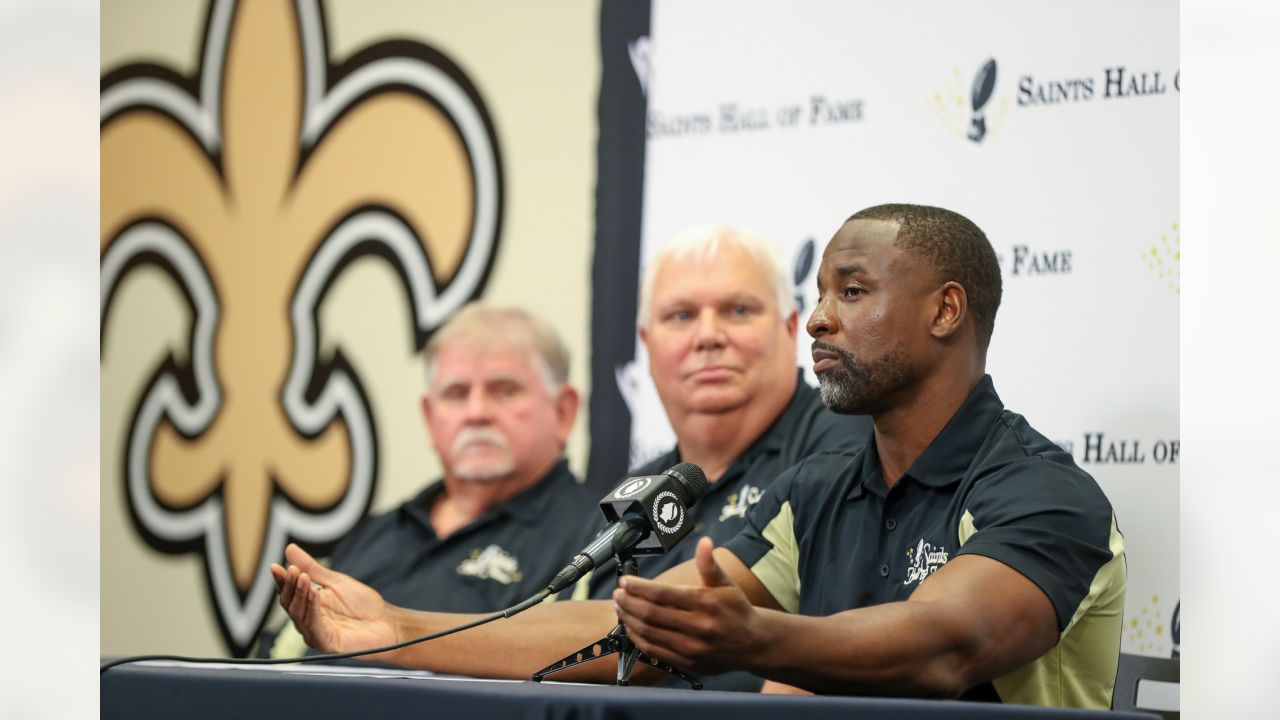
[876,485,900,586]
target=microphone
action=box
[544,463,709,594]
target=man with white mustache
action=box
[259,303,597,658]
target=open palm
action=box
[271,543,398,655]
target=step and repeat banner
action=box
[591,0,1178,658]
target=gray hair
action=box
[424,303,570,393]
[636,224,795,329]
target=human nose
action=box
[806,296,835,340]
[464,386,493,422]
[693,309,727,351]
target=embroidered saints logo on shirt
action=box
[457,544,524,585]
[903,539,950,586]
[719,485,766,522]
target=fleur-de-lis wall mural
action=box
[100,0,503,655]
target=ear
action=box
[553,385,580,448]
[784,308,799,344]
[638,324,650,345]
[421,394,434,424]
[930,281,967,340]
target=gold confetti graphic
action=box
[928,67,1010,140]
[1126,593,1170,655]
[1144,222,1180,294]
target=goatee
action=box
[813,340,911,415]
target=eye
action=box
[490,380,523,398]
[843,286,865,299]
[664,309,692,322]
[722,300,760,319]
[439,384,468,401]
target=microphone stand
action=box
[530,552,702,689]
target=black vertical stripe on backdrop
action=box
[587,0,652,493]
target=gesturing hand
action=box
[611,537,771,675]
[269,543,399,655]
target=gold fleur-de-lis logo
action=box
[100,0,502,655]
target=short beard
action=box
[813,340,912,415]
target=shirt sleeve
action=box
[954,456,1125,634]
[724,463,804,613]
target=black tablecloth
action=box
[100,662,1157,720]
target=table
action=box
[100,661,1158,719]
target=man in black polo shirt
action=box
[582,225,871,691]
[612,204,1125,706]
[271,205,1123,708]
[260,304,597,657]
[585,225,871,592]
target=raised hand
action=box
[611,537,772,675]
[269,543,399,655]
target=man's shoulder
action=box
[971,409,1111,507]
[539,461,593,493]
[990,409,1085,474]
[539,467,601,510]
[501,461,600,524]
[330,482,437,564]
[343,491,416,537]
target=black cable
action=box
[100,588,551,675]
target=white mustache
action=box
[451,427,511,456]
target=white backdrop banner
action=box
[620,0,1178,658]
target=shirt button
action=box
[885,518,897,531]
[879,564,890,578]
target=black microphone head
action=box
[663,463,709,508]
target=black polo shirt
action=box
[590,375,872,594]
[725,375,1125,708]
[328,459,599,611]
[585,375,872,692]
[260,460,599,657]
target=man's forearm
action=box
[379,556,711,680]
[737,555,1058,697]
[380,599,623,681]
[746,601,1008,697]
